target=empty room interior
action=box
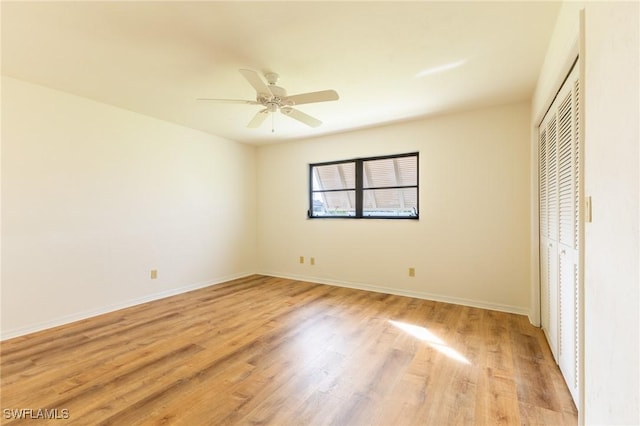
[1,1,638,425]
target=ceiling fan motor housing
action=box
[266,102,278,112]
[258,84,291,111]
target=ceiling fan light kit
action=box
[198,69,339,130]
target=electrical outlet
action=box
[310,257,315,266]
[150,270,158,279]
[299,256,304,264]
[408,267,415,277]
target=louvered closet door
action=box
[539,126,550,340]
[557,65,580,404]
[540,112,560,360]
[538,62,581,406]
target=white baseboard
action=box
[0,272,254,341]
[259,270,531,317]
[2,271,531,340]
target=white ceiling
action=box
[1,1,561,145]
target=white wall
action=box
[583,2,639,424]
[532,2,639,423]
[1,77,257,339]
[257,102,532,314]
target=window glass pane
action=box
[363,188,418,217]
[363,156,417,188]
[312,162,356,191]
[396,156,418,186]
[309,152,418,219]
[312,191,356,216]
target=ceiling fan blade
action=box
[247,109,270,128]
[196,98,260,105]
[281,107,322,128]
[286,90,339,106]
[239,69,273,96]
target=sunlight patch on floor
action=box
[389,320,470,364]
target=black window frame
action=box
[308,152,419,220]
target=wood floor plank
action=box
[0,275,577,425]
[474,367,521,425]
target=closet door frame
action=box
[531,30,584,416]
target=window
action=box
[309,152,419,219]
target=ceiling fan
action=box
[198,69,339,129]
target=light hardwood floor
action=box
[1,275,577,425]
